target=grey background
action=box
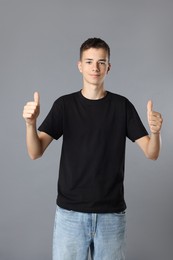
[0,0,172,259]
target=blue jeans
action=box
[52,206,126,260]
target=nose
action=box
[92,62,100,72]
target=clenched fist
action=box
[23,92,40,125]
[147,100,163,134]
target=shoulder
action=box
[54,91,79,103]
[107,91,132,105]
[52,91,79,108]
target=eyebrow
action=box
[84,58,107,62]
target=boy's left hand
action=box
[147,100,163,134]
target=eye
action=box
[86,61,92,64]
[99,61,106,65]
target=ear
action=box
[78,61,82,73]
[107,63,111,74]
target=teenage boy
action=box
[23,38,163,260]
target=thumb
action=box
[147,100,153,113]
[34,91,40,105]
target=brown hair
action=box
[80,38,110,61]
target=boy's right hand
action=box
[23,92,40,125]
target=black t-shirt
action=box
[38,91,148,213]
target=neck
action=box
[81,86,106,100]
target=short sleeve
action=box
[126,99,148,142]
[38,97,64,140]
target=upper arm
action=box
[135,135,150,157]
[38,131,54,154]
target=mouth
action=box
[90,74,100,77]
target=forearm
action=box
[25,123,43,160]
[146,133,161,160]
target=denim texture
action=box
[52,207,126,260]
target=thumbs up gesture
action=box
[147,100,163,134]
[23,92,40,125]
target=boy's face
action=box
[78,48,111,87]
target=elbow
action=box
[145,153,159,161]
[29,155,39,160]
[27,146,44,160]
[149,156,158,161]
[28,152,43,160]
